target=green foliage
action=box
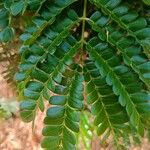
[143,0,150,5]
[1,0,150,149]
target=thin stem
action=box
[81,0,87,48]
[79,17,89,20]
[80,0,87,64]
